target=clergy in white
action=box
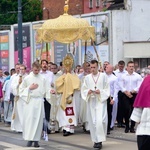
[81,60,110,149]
[19,62,50,147]
[11,65,28,132]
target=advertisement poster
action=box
[81,14,109,65]
[91,15,109,45]
[81,45,109,64]
[14,25,31,71]
[33,29,51,62]
[54,41,79,67]
[0,31,9,71]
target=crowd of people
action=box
[0,57,150,150]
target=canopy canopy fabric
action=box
[37,14,95,44]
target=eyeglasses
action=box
[51,68,57,69]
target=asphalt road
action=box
[0,125,138,150]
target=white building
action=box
[110,0,150,68]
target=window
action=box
[96,0,100,7]
[89,0,93,9]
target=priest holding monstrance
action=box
[81,60,110,149]
[55,55,80,136]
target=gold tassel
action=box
[12,113,15,120]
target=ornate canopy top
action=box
[37,0,95,44]
[64,0,69,14]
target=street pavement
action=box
[0,122,137,150]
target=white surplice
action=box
[81,72,110,143]
[19,72,50,141]
[79,75,89,130]
[49,73,61,132]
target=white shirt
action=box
[120,72,142,92]
[106,73,117,100]
[0,76,5,84]
[2,80,10,101]
[40,70,53,85]
[10,73,19,93]
[114,69,127,91]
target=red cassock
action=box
[134,75,150,108]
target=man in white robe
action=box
[81,60,110,149]
[79,63,91,131]
[49,63,61,133]
[19,62,50,147]
[11,65,28,132]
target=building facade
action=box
[42,0,83,19]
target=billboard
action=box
[81,14,109,65]
[13,24,31,71]
[0,31,9,71]
[54,41,79,67]
[32,22,51,62]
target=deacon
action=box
[81,60,110,150]
[19,62,50,147]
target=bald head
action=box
[105,64,114,74]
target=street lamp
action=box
[18,0,42,64]
[18,0,23,64]
[43,7,50,61]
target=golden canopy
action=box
[37,1,95,44]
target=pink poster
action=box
[14,25,31,71]
[14,47,31,71]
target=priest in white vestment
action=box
[81,60,110,149]
[55,55,80,136]
[19,62,50,147]
[11,65,28,132]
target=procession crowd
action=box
[0,58,149,150]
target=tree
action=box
[0,0,42,26]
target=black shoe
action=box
[93,142,102,149]
[110,127,114,130]
[125,127,129,133]
[107,129,110,135]
[26,141,33,147]
[130,128,135,133]
[63,130,70,136]
[117,123,125,128]
[117,123,122,128]
[34,141,40,148]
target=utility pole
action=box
[18,0,23,64]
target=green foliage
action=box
[0,0,42,25]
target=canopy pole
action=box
[91,39,102,69]
[46,43,49,61]
[40,42,44,63]
[84,41,87,63]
